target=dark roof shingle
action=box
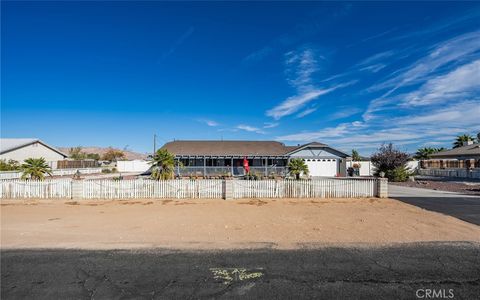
[162,140,292,156]
[430,143,480,158]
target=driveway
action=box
[389,184,480,225]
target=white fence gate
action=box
[0,178,381,199]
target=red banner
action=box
[243,157,250,173]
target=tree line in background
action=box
[68,146,126,161]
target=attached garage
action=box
[286,142,349,177]
[304,158,338,177]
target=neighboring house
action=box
[0,138,67,169]
[161,140,349,177]
[422,142,480,169]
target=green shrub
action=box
[386,166,412,182]
[0,159,21,171]
[101,168,112,173]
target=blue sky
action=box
[1,2,479,155]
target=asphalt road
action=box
[2,243,480,299]
[389,184,480,225]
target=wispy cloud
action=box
[243,46,273,64]
[160,26,195,60]
[285,48,324,90]
[399,59,480,107]
[266,47,356,120]
[363,30,480,122]
[263,122,279,129]
[267,85,340,120]
[236,124,266,134]
[198,119,219,127]
[369,30,480,95]
[329,107,362,120]
[296,107,317,118]
[396,100,480,125]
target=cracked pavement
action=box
[2,242,480,299]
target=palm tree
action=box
[351,149,361,161]
[287,158,309,180]
[21,158,52,180]
[414,147,438,160]
[453,134,474,148]
[150,149,176,180]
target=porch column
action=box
[264,158,268,176]
[203,157,206,177]
[231,158,233,176]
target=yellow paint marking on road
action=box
[210,268,264,285]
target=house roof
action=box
[284,141,349,158]
[0,138,68,157]
[430,143,480,158]
[161,140,348,157]
[162,140,291,156]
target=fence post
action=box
[71,180,83,199]
[376,178,388,198]
[223,180,233,200]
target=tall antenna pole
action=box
[153,134,157,154]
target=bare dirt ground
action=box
[391,178,480,195]
[1,198,479,250]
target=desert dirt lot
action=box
[1,198,479,250]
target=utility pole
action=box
[153,134,157,155]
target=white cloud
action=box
[296,107,317,118]
[263,122,279,129]
[266,81,356,120]
[356,50,396,67]
[243,46,273,64]
[397,100,480,125]
[267,88,332,120]
[329,107,362,120]
[160,27,195,60]
[369,30,480,95]
[363,59,480,121]
[198,119,219,127]
[285,48,323,90]
[400,59,480,106]
[236,124,266,134]
[359,63,386,73]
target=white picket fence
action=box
[232,178,377,198]
[0,168,103,180]
[82,179,224,199]
[0,178,380,199]
[418,168,480,179]
[0,179,73,199]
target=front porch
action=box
[174,156,288,177]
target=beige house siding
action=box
[0,142,65,168]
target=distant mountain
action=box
[58,146,149,160]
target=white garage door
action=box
[304,159,338,177]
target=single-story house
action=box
[422,142,480,169]
[0,138,67,169]
[161,140,350,177]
